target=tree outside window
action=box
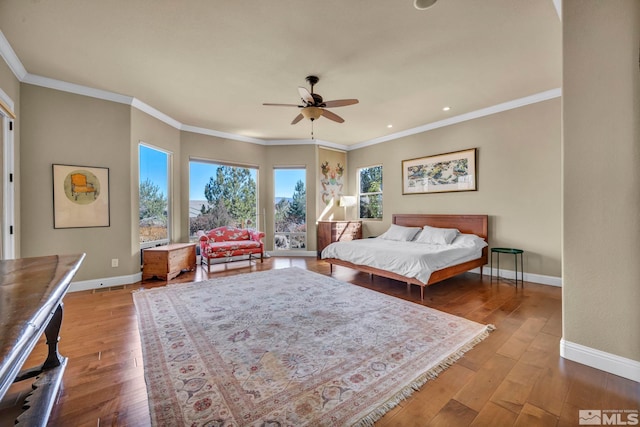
[139,144,170,245]
[189,162,258,237]
[274,169,306,250]
[359,165,383,220]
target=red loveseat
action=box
[198,226,265,271]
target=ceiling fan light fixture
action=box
[414,0,437,10]
[301,106,323,121]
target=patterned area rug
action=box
[133,268,494,426]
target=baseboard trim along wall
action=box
[267,250,317,257]
[560,339,640,383]
[471,267,562,287]
[70,263,561,293]
[69,272,143,293]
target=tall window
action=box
[274,168,306,250]
[189,160,258,239]
[358,165,383,220]
[139,144,170,247]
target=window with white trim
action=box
[139,143,171,248]
[358,165,383,220]
[274,168,306,250]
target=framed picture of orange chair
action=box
[52,164,110,228]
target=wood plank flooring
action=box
[1,257,638,426]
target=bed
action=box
[322,214,489,299]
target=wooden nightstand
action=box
[317,220,362,256]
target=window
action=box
[358,165,383,220]
[139,144,170,247]
[189,160,258,239]
[274,168,306,250]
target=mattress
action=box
[321,234,486,284]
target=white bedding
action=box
[321,234,487,284]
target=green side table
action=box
[490,247,524,286]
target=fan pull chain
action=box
[311,121,315,140]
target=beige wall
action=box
[348,99,562,278]
[17,85,323,283]
[20,84,133,281]
[130,108,182,256]
[563,1,640,361]
[14,80,562,282]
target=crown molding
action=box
[553,0,562,21]
[266,138,350,151]
[180,124,267,144]
[350,88,562,150]
[23,73,134,105]
[1,30,562,151]
[0,30,27,80]
[131,98,182,129]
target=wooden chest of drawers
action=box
[317,220,362,255]
[142,243,197,281]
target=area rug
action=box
[133,267,494,426]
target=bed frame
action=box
[324,214,489,300]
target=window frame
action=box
[273,166,307,251]
[357,164,383,220]
[188,158,259,240]
[139,142,171,250]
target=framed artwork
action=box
[52,164,110,228]
[402,148,477,194]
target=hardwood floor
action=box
[1,257,638,426]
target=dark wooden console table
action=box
[0,254,85,426]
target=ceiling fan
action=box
[263,75,359,125]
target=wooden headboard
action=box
[392,214,488,241]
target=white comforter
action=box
[321,235,487,284]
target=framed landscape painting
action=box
[402,148,477,194]
[52,164,110,228]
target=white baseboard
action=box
[267,250,317,257]
[470,266,562,287]
[69,272,142,292]
[70,261,560,292]
[560,339,640,383]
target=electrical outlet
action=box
[111,258,119,268]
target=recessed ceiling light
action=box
[442,106,451,111]
[387,124,393,128]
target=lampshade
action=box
[414,0,437,10]
[339,195,357,207]
[301,106,323,121]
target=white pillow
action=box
[378,224,422,241]
[452,233,488,249]
[414,225,459,245]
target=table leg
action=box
[514,253,518,287]
[42,303,64,370]
[490,250,493,281]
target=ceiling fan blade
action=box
[291,113,304,125]
[298,87,314,105]
[321,109,345,123]
[321,99,359,108]
[263,103,303,107]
